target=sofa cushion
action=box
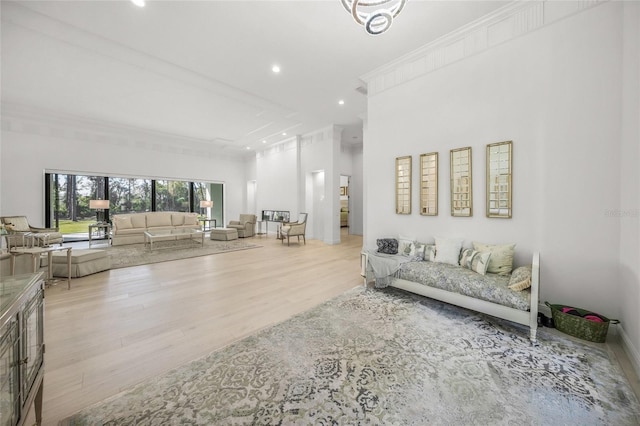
[434,237,463,266]
[460,248,492,275]
[398,261,530,311]
[472,242,516,275]
[171,214,185,226]
[130,214,147,229]
[146,213,172,228]
[398,235,416,257]
[3,216,30,232]
[508,265,532,291]
[184,214,199,226]
[113,215,133,230]
[377,238,398,255]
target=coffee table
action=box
[144,228,204,251]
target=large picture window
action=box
[109,177,151,214]
[45,173,223,241]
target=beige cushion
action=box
[184,214,199,226]
[472,242,516,275]
[113,215,132,230]
[52,249,107,264]
[171,214,185,226]
[509,265,532,291]
[146,213,172,228]
[4,216,30,232]
[130,214,147,228]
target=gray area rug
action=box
[105,239,261,269]
[61,287,640,425]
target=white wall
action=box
[365,2,636,356]
[0,107,247,225]
[619,1,640,376]
[256,140,298,231]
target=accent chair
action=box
[280,213,308,246]
[1,215,63,247]
[227,214,257,238]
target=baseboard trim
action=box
[619,324,640,379]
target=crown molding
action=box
[360,0,607,96]
[1,102,247,161]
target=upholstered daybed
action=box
[361,241,540,344]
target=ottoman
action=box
[51,249,111,278]
[210,228,239,241]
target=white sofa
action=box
[361,242,540,344]
[111,212,201,246]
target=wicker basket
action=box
[545,302,619,343]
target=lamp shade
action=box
[200,200,214,208]
[89,199,110,209]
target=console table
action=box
[0,272,45,426]
[260,210,290,237]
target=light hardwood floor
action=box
[36,231,363,425]
[26,230,640,424]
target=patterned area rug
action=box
[61,287,640,425]
[105,239,261,269]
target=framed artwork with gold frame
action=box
[450,147,472,217]
[396,156,411,214]
[420,152,438,216]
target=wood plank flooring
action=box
[36,231,363,425]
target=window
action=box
[109,177,151,215]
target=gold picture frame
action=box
[396,156,412,214]
[420,152,438,216]
[486,141,512,218]
[450,147,472,217]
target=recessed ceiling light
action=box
[282,132,287,136]
[246,146,251,150]
[262,140,267,144]
[272,65,281,73]
[338,100,345,105]
[131,0,145,7]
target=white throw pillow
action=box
[434,237,464,266]
[398,235,416,257]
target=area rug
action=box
[105,239,261,269]
[60,287,640,425]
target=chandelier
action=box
[341,0,408,36]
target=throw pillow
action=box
[509,265,532,291]
[434,237,464,266]
[459,248,492,275]
[472,242,516,275]
[414,242,427,260]
[377,238,398,255]
[398,235,416,257]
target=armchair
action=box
[280,213,308,246]
[1,216,63,247]
[227,214,257,238]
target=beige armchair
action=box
[227,214,257,238]
[1,215,63,247]
[280,213,308,246]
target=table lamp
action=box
[89,199,110,224]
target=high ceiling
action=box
[1,0,508,156]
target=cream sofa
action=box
[111,212,201,246]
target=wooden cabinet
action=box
[0,272,44,426]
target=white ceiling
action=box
[1,0,509,156]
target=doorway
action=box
[340,175,349,229]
